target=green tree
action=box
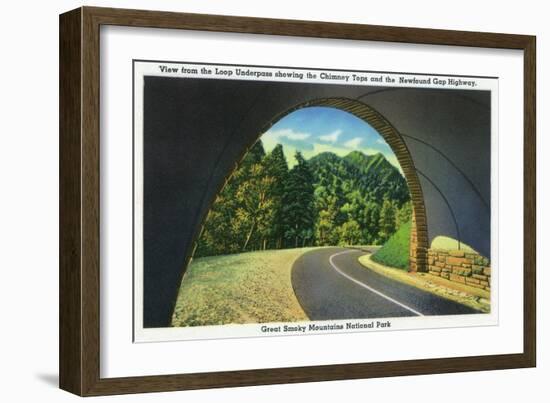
[235,162,276,251]
[243,140,266,165]
[396,200,412,228]
[338,219,362,246]
[262,144,289,249]
[282,152,316,248]
[378,198,397,243]
[361,200,381,245]
[315,195,339,245]
[195,141,268,256]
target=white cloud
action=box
[265,128,311,141]
[318,129,342,143]
[376,138,387,145]
[343,137,363,149]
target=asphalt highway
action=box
[291,247,478,320]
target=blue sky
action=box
[261,106,401,170]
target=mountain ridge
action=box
[308,150,409,206]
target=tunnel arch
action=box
[192,97,429,273]
[142,77,492,327]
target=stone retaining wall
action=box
[428,249,491,291]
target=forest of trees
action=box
[194,141,412,257]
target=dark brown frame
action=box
[59,6,536,396]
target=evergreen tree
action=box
[282,152,316,248]
[360,200,381,245]
[378,198,397,243]
[243,140,265,165]
[262,144,289,249]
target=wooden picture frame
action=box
[59,6,536,396]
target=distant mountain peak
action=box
[344,150,370,163]
[346,150,367,158]
[345,150,388,166]
[308,151,342,163]
[308,148,410,207]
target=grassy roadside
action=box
[358,254,490,313]
[371,221,410,270]
[171,248,318,327]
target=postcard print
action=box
[133,60,497,342]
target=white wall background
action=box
[0,0,545,401]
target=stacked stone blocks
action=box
[427,249,490,291]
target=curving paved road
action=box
[291,247,479,320]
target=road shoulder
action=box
[358,254,490,313]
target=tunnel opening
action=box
[190,98,428,273]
